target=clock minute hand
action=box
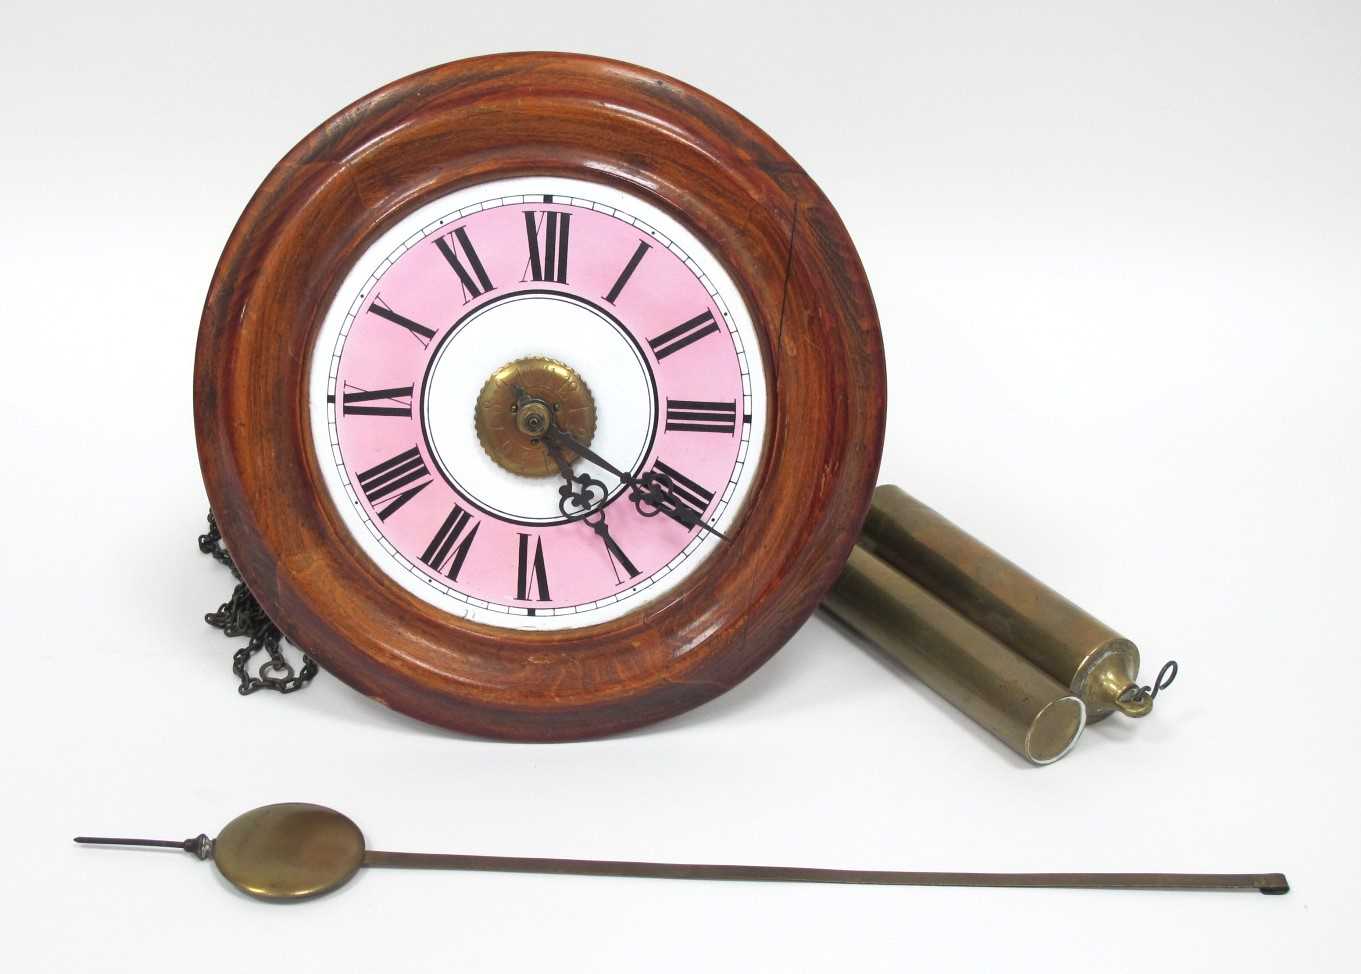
[545,426,630,484]
[546,427,729,543]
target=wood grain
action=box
[194,53,886,740]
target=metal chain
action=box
[198,512,318,695]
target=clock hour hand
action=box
[544,433,642,582]
[545,426,729,543]
[513,384,619,528]
[543,435,604,522]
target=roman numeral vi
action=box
[516,534,551,601]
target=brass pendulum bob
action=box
[75,803,1288,902]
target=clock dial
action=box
[310,177,768,629]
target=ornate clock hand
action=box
[541,433,586,505]
[543,424,627,482]
[543,427,643,583]
[545,426,729,542]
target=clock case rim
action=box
[193,52,886,740]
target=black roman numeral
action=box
[355,447,431,521]
[522,211,571,284]
[603,240,650,304]
[418,505,480,581]
[664,399,737,434]
[600,530,640,584]
[648,309,721,361]
[515,533,551,601]
[341,383,413,418]
[435,226,494,301]
[653,459,715,523]
[368,298,435,346]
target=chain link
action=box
[198,512,318,695]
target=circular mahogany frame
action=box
[194,53,886,741]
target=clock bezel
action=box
[194,53,886,740]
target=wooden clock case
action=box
[194,53,886,740]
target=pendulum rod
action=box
[76,837,189,850]
[362,850,1287,894]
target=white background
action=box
[2,2,1356,971]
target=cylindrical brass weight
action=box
[860,486,1150,721]
[825,546,1086,765]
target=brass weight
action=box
[858,486,1154,721]
[824,546,1086,765]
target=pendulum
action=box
[75,803,1289,902]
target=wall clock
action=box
[194,53,886,740]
